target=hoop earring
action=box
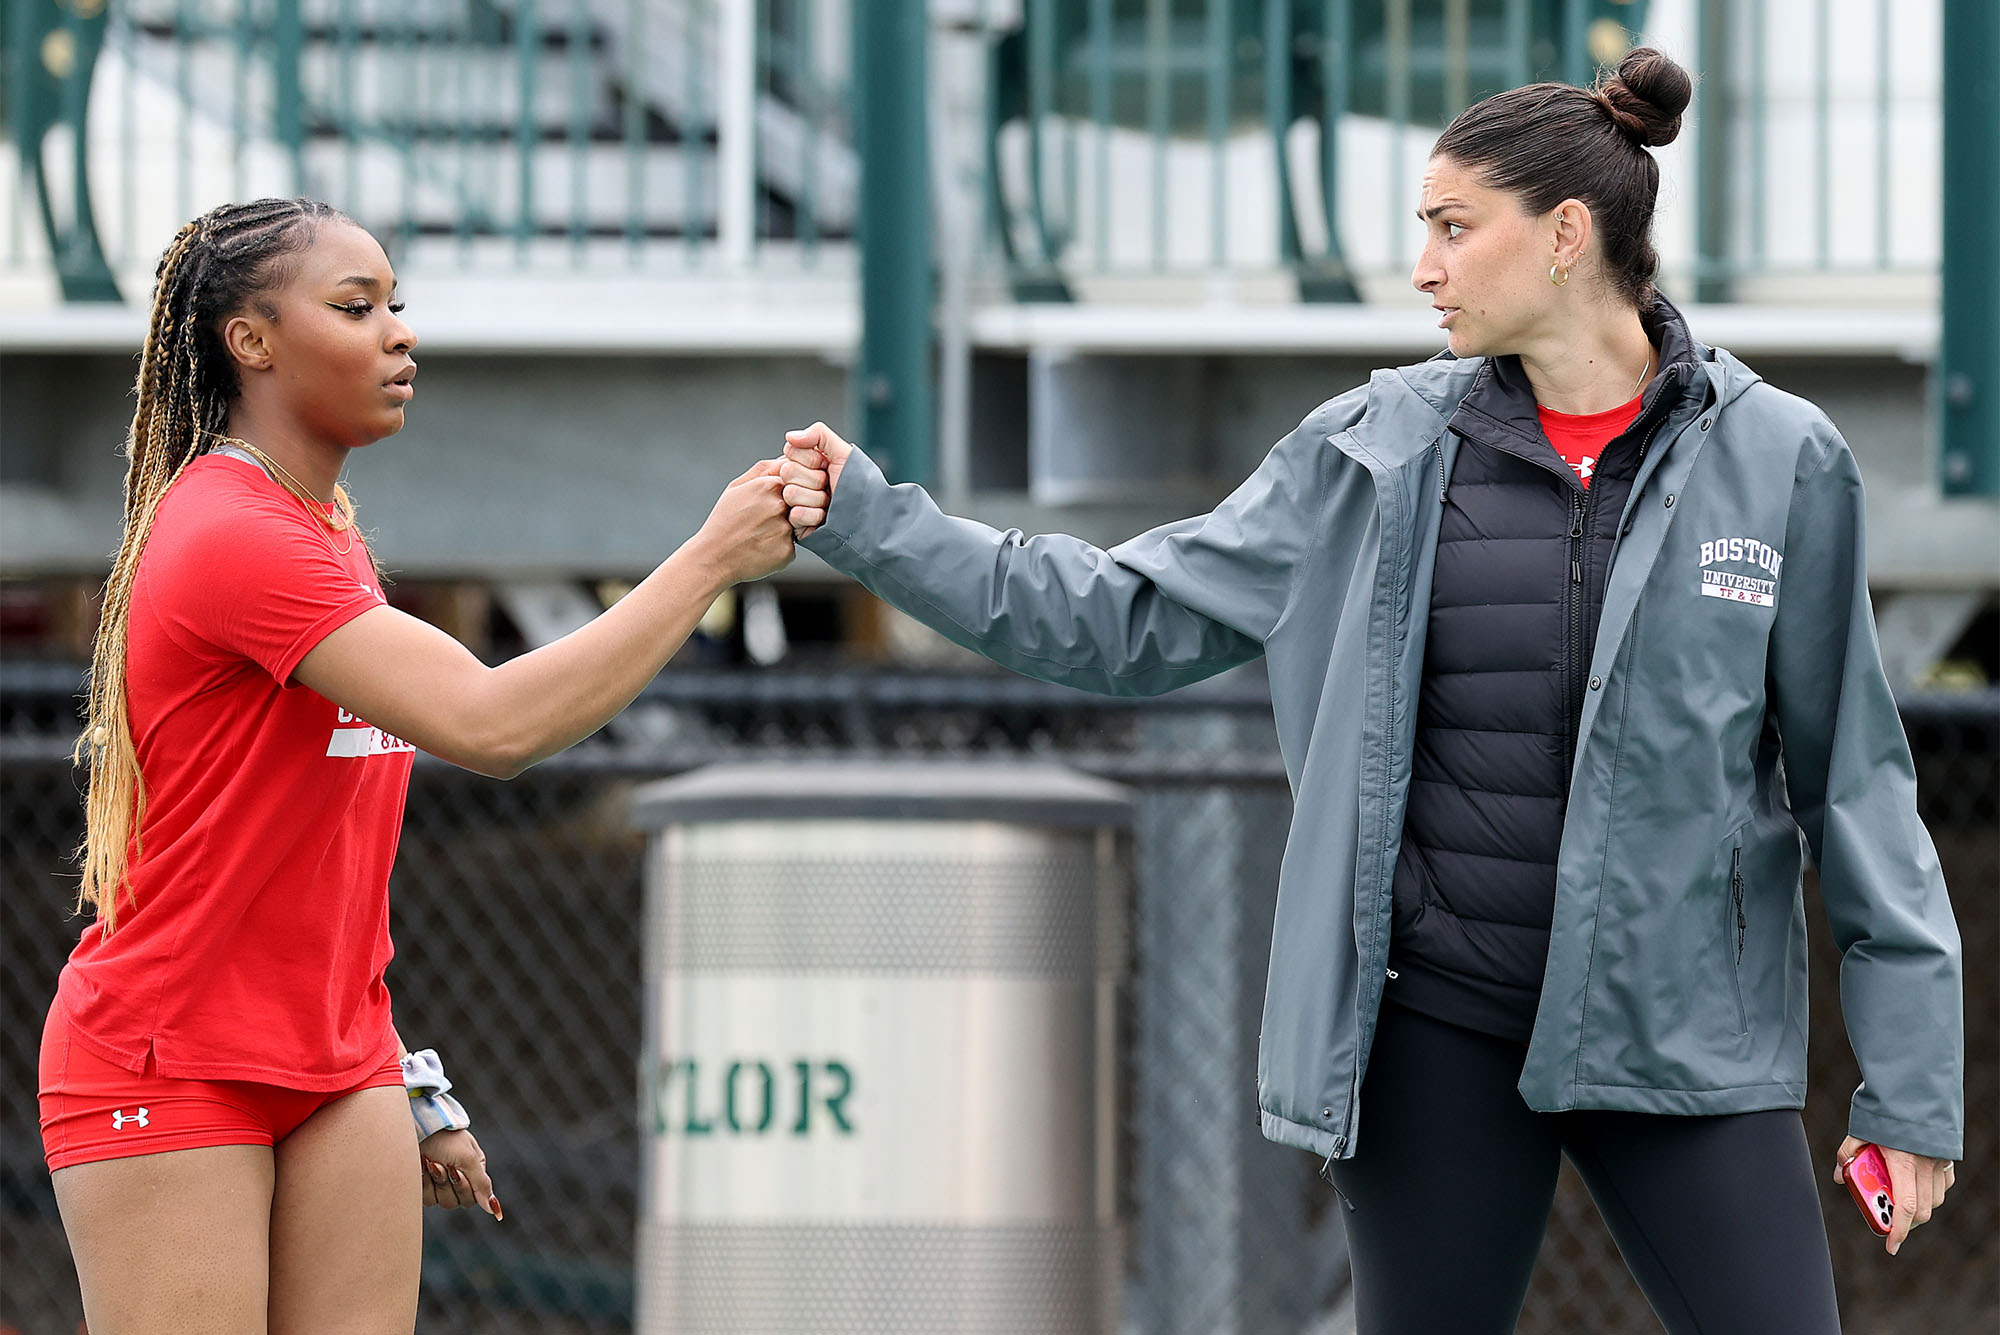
[1549,263,1571,287]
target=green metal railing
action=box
[4,0,1951,299]
[2,0,854,296]
[983,0,1654,298]
[981,0,1951,302]
[7,0,121,299]
[3,0,1986,495]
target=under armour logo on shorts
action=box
[111,1107,150,1130]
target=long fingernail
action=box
[491,1197,505,1222]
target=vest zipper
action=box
[1569,493,1585,584]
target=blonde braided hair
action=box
[75,198,356,934]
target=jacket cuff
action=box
[1848,1105,1961,1162]
[798,446,886,570]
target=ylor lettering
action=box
[647,1056,856,1137]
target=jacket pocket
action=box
[1725,843,1750,1036]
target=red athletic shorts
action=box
[38,996,405,1172]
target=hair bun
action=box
[1595,46,1692,148]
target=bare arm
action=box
[294,461,806,778]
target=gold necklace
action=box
[208,433,356,555]
[1630,351,1652,399]
[1539,352,1653,413]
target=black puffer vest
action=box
[1386,299,1711,1044]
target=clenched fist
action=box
[691,459,805,586]
[781,422,851,539]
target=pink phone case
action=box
[1845,1143,1895,1236]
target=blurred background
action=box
[2,0,1994,1331]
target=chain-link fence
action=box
[3,667,1994,1334]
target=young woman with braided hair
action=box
[39,198,814,1333]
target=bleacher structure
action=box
[2,0,1993,679]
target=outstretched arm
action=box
[296,460,808,778]
[779,405,1350,696]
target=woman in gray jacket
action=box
[777,47,1960,1334]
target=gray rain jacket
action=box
[800,341,1965,1163]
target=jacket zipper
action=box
[1616,368,1682,539]
[1344,472,1418,1162]
[1729,846,1749,1034]
[1328,438,1413,1168]
[1565,488,1589,771]
[1572,375,1683,763]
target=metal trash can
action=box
[630,762,1132,1334]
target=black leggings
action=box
[1327,999,1842,1334]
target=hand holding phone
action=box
[1843,1143,1895,1237]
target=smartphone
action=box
[1845,1143,1895,1236]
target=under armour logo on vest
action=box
[112,1107,149,1130]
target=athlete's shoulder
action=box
[161,452,290,504]
[145,455,335,586]
[155,455,312,536]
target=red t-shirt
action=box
[57,455,412,1088]
[1536,391,1645,489]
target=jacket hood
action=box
[1704,341,1766,410]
